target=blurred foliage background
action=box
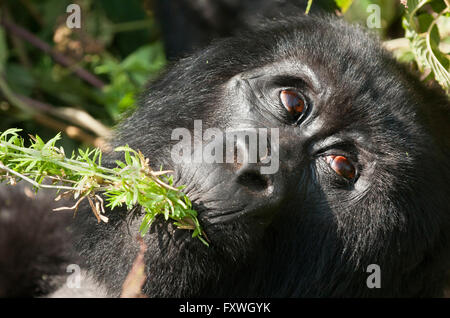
[0,0,166,153]
[0,0,448,154]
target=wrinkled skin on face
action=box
[72,16,450,297]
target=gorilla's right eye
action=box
[280,90,306,120]
[325,155,356,180]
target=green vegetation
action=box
[401,0,449,92]
[0,128,208,245]
[335,0,450,94]
[0,0,166,154]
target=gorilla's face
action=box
[80,17,450,297]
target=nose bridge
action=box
[223,127,279,173]
[225,128,257,167]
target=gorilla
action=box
[1,14,450,297]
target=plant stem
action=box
[0,163,79,191]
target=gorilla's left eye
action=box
[325,155,356,180]
[280,90,306,119]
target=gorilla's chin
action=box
[139,206,265,297]
[144,204,260,251]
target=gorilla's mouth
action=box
[192,198,274,231]
[203,208,250,224]
[192,201,247,225]
[160,201,249,245]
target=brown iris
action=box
[325,155,356,180]
[280,90,305,118]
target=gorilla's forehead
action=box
[270,17,385,68]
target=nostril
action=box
[236,170,269,192]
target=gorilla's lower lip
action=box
[192,200,272,225]
[204,209,248,224]
[191,201,247,224]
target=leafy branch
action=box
[402,0,450,93]
[0,128,208,246]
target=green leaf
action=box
[402,1,450,92]
[0,128,21,139]
[335,0,353,13]
[305,0,313,14]
[417,14,434,33]
[43,133,62,150]
[164,205,170,220]
[430,0,447,13]
[114,145,137,155]
[124,150,132,166]
[115,160,127,169]
[139,213,153,236]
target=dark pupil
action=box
[281,90,304,115]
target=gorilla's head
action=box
[74,16,450,297]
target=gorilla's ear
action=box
[0,184,74,297]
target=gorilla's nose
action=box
[228,132,273,194]
[236,168,271,193]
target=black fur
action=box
[0,184,74,297]
[2,15,450,297]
